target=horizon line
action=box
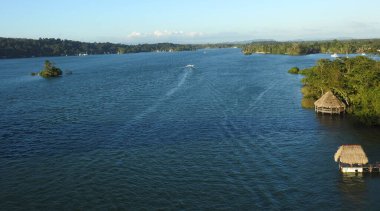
[2,36,380,45]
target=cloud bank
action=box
[126,30,204,43]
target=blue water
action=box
[1,49,380,210]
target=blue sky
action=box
[0,0,379,43]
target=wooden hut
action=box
[334,145,369,173]
[314,91,345,114]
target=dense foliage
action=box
[39,60,62,77]
[288,67,300,74]
[0,37,198,58]
[300,56,380,125]
[242,39,380,55]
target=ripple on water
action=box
[1,50,380,210]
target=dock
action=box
[339,163,380,173]
[334,144,379,173]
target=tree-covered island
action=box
[31,60,62,78]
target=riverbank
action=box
[242,39,380,55]
[0,37,242,59]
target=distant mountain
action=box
[221,39,276,45]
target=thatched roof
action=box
[334,145,368,165]
[314,91,345,108]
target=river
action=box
[1,48,379,210]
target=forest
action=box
[0,37,199,58]
[0,37,240,59]
[242,39,380,55]
[299,56,380,125]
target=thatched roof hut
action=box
[314,91,345,114]
[334,145,368,165]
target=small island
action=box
[32,60,62,78]
[288,67,300,74]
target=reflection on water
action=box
[337,173,380,210]
[316,113,347,127]
[338,174,368,209]
[316,114,380,158]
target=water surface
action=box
[1,49,380,210]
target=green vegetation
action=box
[288,67,300,74]
[0,37,198,58]
[242,39,380,55]
[300,56,380,125]
[39,60,62,78]
[0,37,241,59]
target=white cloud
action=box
[153,30,167,37]
[125,30,204,43]
[127,31,142,38]
[152,30,202,38]
[187,32,203,37]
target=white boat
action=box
[185,64,195,68]
[361,53,366,56]
[331,53,338,58]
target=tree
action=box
[298,56,380,125]
[242,39,380,55]
[0,37,200,59]
[39,60,62,77]
[288,67,300,74]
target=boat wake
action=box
[166,70,190,97]
[111,68,193,140]
[131,69,191,122]
[245,81,277,113]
